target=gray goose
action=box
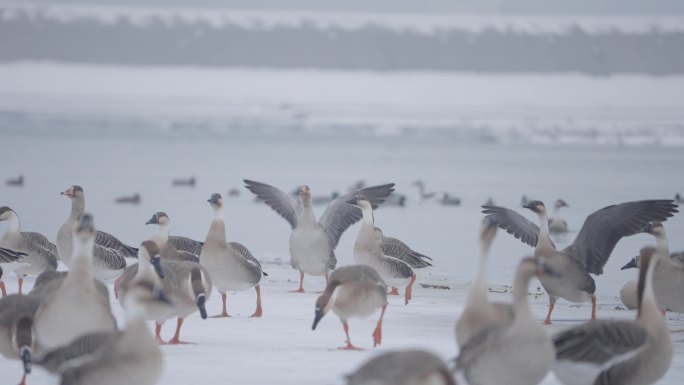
[0,293,40,385]
[553,246,673,385]
[244,180,394,292]
[312,265,388,350]
[0,206,58,295]
[348,195,417,305]
[56,185,136,271]
[146,212,200,262]
[201,193,264,318]
[0,247,28,297]
[37,281,167,385]
[482,199,678,324]
[455,257,556,385]
[346,349,456,385]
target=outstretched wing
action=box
[554,320,647,365]
[381,236,432,268]
[319,183,395,249]
[244,179,302,229]
[564,199,678,275]
[481,205,541,248]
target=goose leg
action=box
[389,287,400,295]
[18,373,27,385]
[155,322,167,345]
[251,285,263,317]
[405,273,417,305]
[0,281,6,297]
[113,275,124,299]
[372,304,387,347]
[338,320,362,350]
[590,295,597,320]
[168,318,194,345]
[544,296,557,325]
[289,271,305,293]
[210,292,230,318]
[17,277,23,295]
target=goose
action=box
[201,193,264,318]
[0,247,29,297]
[346,349,456,385]
[675,193,683,204]
[553,246,673,385]
[549,199,569,234]
[440,193,461,206]
[172,176,195,187]
[244,180,394,292]
[619,221,684,313]
[6,174,23,187]
[0,293,40,385]
[411,181,436,201]
[34,213,117,351]
[312,264,388,350]
[312,191,340,206]
[384,194,407,207]
[58,185,136,262]
[145,212,200,262]
[482,199,678,324]
[227,188,241,197]
[114,193,141,205]
[0,206,58,294]
[455,217,514,348]
[347,195,417,305]
[454,257,556,385]
[37,280,167,385]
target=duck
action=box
[244,180,394,292]
[619,221,684,313]
[440,193,461,206]
[57,185,135,270]
[34,213,117,351]
[201,193,264,318]
[347,195,416,305]
[454,257,556,385]
[548,199,569,234]
[346,349,456,385]
[455,216,513,347]
[5,175,23,187]
[114,193,141,205]
[312,265,388,350]
[0,247,28,297]
[411,181,436,201]
[553,246,673,385]
[145,212,200,262]
[0,293,40,385]
[0,206,58,294]
[482,199,678,324]
[312,191,340,206]
[675,193,683,204]
[172,176,195,187]
[37,280,167,385]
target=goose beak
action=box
[621,258,638,270]
[20,346,31,374]
[145,216,157,225]
[152,255,165,278]
[312,308,325,330]
[640,222,654,234]
[77,214,94,232]
[196,294,207,319]
[522,202,536,209]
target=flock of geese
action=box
[0,179,682,385]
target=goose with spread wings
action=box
[482,199,678,324]
[244,180,395,292]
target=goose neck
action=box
[70,196,85,221]
[5,211,20,232]
[638,260,661,324]
[512,270,534,322]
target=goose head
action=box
[523,200,547,216]
[145,212,170,226]
[139,240,164,278]
[12,316,34,376]
[207,193,223,209]
[298,185,311,200]
[60,185,83,199]
[640,221,665,237]
[621,255,640,270]
[74,213,95,242]
[189,267,208,319]
[519,257,560,279]
[554,199,569,210]
[0,206,16,221]
[312,283,339,330]
[346,195,372,210]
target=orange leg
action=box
[372,305,387,347]
[544,302,555,325]
[168,318,194,345]
[210,293,230,318]
[289,271,305,293]
[405,273,417,305]
[17,277,23,295]
[18,372,27,385]
[113,275,124,299]
[590,295,597,320]
[338,320,362,350]
[155,322,167,345]
[251,285,263,318]
[1,281,7,297]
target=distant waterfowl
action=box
[312,265,388,350]
[348,195,416,305]
[412,181,436,201]
[482,199,678,324]
[201,193,264,317]
[548,199,569,234]
[5,175,23,187]
[455,216,513,348]
[227,188,241,197]
[384,194,407,207]
[172,176,195,187]
[38,280,166,385]
[57,185,131,280]
[244,180,394,292]
[0,293,40,385]
[34,213,117,351]
[455,257,556,385]
[440,193,461,206]
[114,193,141,205]
[0,206,58,294]
[312,191,340,206]
[346,349,455,385]
[676,193,683,204]
[553,246,673,385]
[619,221,684,313]
[146,212,200,262]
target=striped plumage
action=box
[381,237,432,268]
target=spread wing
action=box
[244,179,302,229]
[319,183,395,249]
[554,320,647,365]
[563,199,678,275]
[481,205,542,248]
